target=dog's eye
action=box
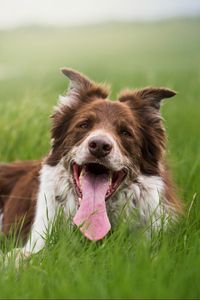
[79,121,89,129]
[119,129,132,137]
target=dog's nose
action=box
[88,136,113,158]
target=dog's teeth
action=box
[79,166,86,187]
[109,172,112,184]
[80,167,85,178]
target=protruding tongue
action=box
[73,171,111,241]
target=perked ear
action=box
[119,87,176,109]
[59,68,109,108]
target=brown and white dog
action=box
[0,68,182,258]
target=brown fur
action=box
[48,99,142,176]
[0,161,41,240]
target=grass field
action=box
[0,18,200,299]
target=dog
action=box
[0,68,182,259]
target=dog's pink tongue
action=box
[73,172,111,241]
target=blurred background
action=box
[0,2,200,297]
[0,0,200,202]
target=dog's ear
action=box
[59,68,109,108]
[118,87,176,109]
[119,87,176,174]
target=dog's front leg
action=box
[5,192,58,266]
[24,191,59,255]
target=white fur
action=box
[71,129,129,171]
[24,160,76,254]
[106,175,169,231]
[136,175,169,229]
[57,95,79,110]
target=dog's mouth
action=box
[72,162,126,241]
[72,162,126,200]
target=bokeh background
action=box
[0,1,200,298]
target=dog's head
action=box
[47,68,176,240]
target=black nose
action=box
[88,136,113,158]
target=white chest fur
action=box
[24,162,169,253]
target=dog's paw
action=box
[4,248,31,268]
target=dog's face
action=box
[47,68,176,240]
[64,99,141,179]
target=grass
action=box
[0,18,200,299]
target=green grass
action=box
[0,18,200,299]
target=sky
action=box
[0,0,200,28]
